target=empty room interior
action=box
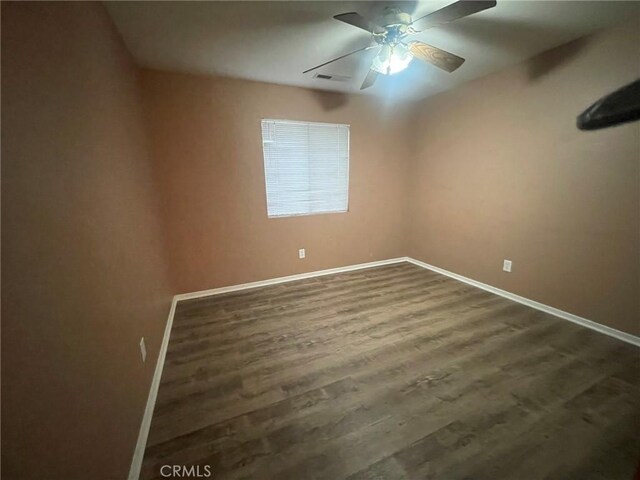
[2,1,640,479]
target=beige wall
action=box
[407,20,640,335]
[140,70,412,294]
[1,3,172,479]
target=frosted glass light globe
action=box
[372,44,413,75]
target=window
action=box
[261,119,349,218]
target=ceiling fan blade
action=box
[303,45,373,74]
[360,69,378,90]
[334,12,385,34]
[411,0,496,30]
[409,42,465,73]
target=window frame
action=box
[261,118,350,219]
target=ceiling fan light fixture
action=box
[371,44,413,75]
[306,0,496,88]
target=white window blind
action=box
[261,119,349,218]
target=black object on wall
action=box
[577,79,640,130]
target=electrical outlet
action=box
[140,337,147,363]
[298,248,306,259]
[503,259,512,273]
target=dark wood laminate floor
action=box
[141,262,640,480]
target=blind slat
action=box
[261,119,349,218]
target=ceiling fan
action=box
[303,0,497,90]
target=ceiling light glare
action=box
[372,44,414,75]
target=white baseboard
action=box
[174,257,408,301]
[405,257,640,348]
[128,296,178,480]
[129,255,638,478]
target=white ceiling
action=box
[106,1,639,101]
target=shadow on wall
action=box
[311,89,350,111]
[527,35,592,81]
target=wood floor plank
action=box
[147,297,514,446]
[141,262,640,479]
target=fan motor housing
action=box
[375,9,411,45]
[379,8,412,27]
